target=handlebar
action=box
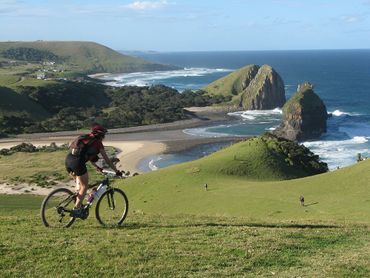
[101,169,130,178]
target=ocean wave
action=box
[303,136,368,148]
[352,136,369,143]
[267,125,279,131]
[148,158,160,171]
[183,127,241,138]
[329,109,361,117]
[241,115,256,120]
[106,79,148,87]
[99,68,233,87]
[303,136,370,170]
[228,108,282,118]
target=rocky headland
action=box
[273,82,328,141]
[240,65,286,109]
[203,64,286,110]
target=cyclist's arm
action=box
[99,147,119,173]
[90,161,103,172]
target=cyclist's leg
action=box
[65,153,88,209]
[75,172,88,208]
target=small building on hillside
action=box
[36,71,46,80]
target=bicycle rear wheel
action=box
[95,188,128,227]
[41,188,76,228]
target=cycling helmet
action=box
[91,124,107,136]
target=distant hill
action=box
[0,41,178,74]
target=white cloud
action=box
[340,15,362,23]
[125,0,169,11]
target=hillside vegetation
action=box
[0,82,225,135]
[0,41,177,74]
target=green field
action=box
[0,138,369,276]
[1,196,369,277]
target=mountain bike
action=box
[40,170,129,228]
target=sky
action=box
[1,0,370,51]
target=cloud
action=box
[339,15,363,23]
[125,0,170,11]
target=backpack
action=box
[69,134,96,157]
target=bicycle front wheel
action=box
[95,188,128,227]
[41,188,76,228]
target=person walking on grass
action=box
[65,124,122,217]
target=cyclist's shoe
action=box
[70,207,84,218]
[70,207,89,219]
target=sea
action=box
[99,50,370,172]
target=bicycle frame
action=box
[57,173,115,217]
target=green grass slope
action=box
[122,155,369,224]
[202,64,259,101]
[0,137,367,224]
[0,41,178,73]
[1,195,369,277]
[1,141,369,276]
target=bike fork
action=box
[107,190,116,210]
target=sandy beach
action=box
[0,107,242,172]
[0,107,246,194]
[105,140,167,174]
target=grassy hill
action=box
[0,41,178,74]
[120,142,368,224]
[0,139,369,276]
[0,136,367,224]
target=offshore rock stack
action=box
[273,82,328,141]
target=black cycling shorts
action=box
[65,153,87,176]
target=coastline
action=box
[0,106,248,194]
[87,72,111,78]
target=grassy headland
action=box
[0,41,178,74]
[0,137,369,276]
[0,136,368,223]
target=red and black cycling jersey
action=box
[81,135,103,162]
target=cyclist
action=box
[65,124,122,217]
